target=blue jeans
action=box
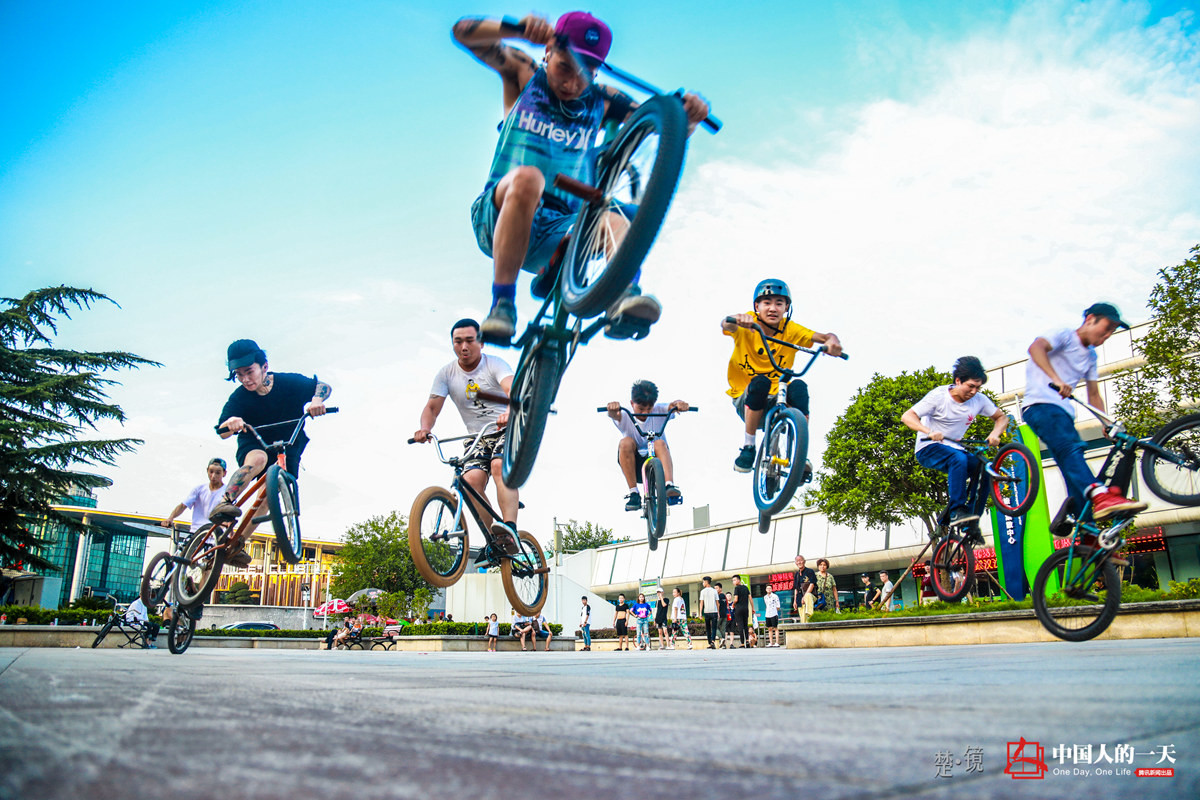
[580,624,591,647]
[1023,403,1096,511]
[635,618,650,648]
[916,442,985,517]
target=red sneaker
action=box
[1091,488,1147,521]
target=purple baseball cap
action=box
[555,11,611,66]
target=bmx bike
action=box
[408,423,550,615]
[1031,387,1200,641]
[91,596,155,649]
[918,433,1040,603]
[724,317,848,531]
[166,605,199,655]
[497,18,720,490]
[600,405,698,549]
[171,409,337,608]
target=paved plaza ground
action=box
[1,638,1197,800]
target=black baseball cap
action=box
[226,339,265,379]
[1083,302,1130,330]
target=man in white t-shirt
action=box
[160,458,228,531]
[605,380,691,512]
[1022,303,1146,522]
[902,356,1009,531]
[879,571,897,611]
[763,584,781,647]
[123,597,159,648]
[414,318,520,554]
[699,576,720,649]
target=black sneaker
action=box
[802,460,813,484]
[481,298,517,345]
[733,445,756,473]
[665,483,683,506]
[228,549,252,568]
[624,490,641,512]
[948,508,980,528]
[489,522,520,555]
[604,285,661,340]
[208,503,241,523]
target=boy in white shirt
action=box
[902,356,1008,531]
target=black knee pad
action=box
[785,379,810,416]
[744,375,772,411]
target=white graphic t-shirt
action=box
[430,355,514,434]
[910,386,998,454]
[611,402,671,455]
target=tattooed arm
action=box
[306,379,332,417]
[452,15,547,107]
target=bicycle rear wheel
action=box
[560,95,689,317]
[930,534,975,602]
[407,486,469,587]
[643,457,667,549]
[990,441,1040,516]
[1032,546,1121,642]
[1141,413,1200,506]
[267,465,303,563]
[141,551,173,608]
[502,342,563,489]
[167,610,196,655]
[501,530,548,616]
[754,407,809,516]
[91,615,116,648]
[172,529,225,608]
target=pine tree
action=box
[0,287,158,570]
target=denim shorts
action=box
[471,185,575,275]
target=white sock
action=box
[743,433,755,447]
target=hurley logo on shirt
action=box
[517,110,595,150]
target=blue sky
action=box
[3,1,1198,551]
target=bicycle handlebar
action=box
[499,16,720,133]
[1047,383,1117,426]
[215,408,339,450]
[599,406,696,440]
[595,407,699,415]
[723,317,849,380]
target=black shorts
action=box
[464,430,505,473]
[237,440,304,478]
[615,619,628,635]
[766,616,779,629]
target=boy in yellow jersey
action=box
[722,280,843,472]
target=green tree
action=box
[223,581,253,604]
[376,587,433,622]
[329,511,437,600]
[1113,244,1200,436]
[548,518,625,555]
[0,287,157,570]
[805,366,1006,538]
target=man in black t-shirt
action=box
[791,555,817,623]
[731,575,751,647]
[209,339,331,565]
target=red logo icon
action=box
[1005,738,1048,780]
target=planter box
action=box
[780,599,1200,648]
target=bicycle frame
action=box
[419,424,513,558]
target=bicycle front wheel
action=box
[560,95,689,317]
[407,486,469,587]
[991,441,1040,516]
[91,615,116,648]
[643,457,667,549]
[501,530,548,616]
[172,529,225,608]
[167,611,196,655]
[502,342,563,489]
[930,534,975,602]
[266,465,303,563]
[754,408,809,516]
[1141,413,1200,506]
[141,550,173,608]
[1032,546,1121,642]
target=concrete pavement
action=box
[0,639,1197,800]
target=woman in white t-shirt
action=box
[668,587,692,649]
[901,357,1008,528]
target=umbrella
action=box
[347,587,385,604]
[314,598,352,617]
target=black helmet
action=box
[226,339,266,380]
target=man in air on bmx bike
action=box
[453,10,711,344]
[723,280,843,473]
[412,318,521,554]
[604,379,691,512]
[210,339,332,566]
